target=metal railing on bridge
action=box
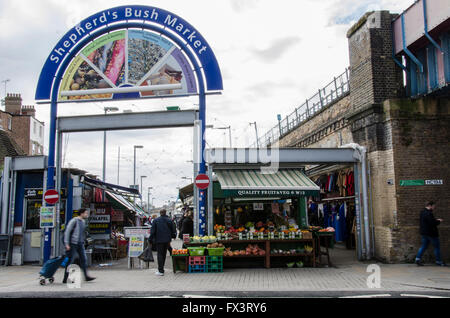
[251,68,350,148]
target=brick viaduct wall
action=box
[277,10,450,263]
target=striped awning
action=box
[215,169,320,191]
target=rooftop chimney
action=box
[4,93,22,115]
[21,105,36,117]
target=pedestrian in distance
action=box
[415,201,446,266]
[177,212,187,238]
[149,209,177,276]
[179,211,194,248]
[63,209,96,283]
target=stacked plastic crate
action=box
[188,247,206,273]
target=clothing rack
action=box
[320,196,355,202]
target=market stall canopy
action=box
[105,191,148,217]
[81,176,139,196]
[178,183,194,203]
[81,176,148,217]
[214,169,320,198]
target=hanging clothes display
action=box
[335,203,347,242]
[346,171,355,196]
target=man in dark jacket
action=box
[149,209,176,276]
[415,201,446,266]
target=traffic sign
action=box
[44,189,59,204]
[195,174,210,190]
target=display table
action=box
[172,255,189,273]
[313,232,334,267]
[185,239,316,268]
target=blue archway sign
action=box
[36,5,223,262]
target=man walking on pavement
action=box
[415,201,446,266]
[63,209,96,283]
[149,209,177,276]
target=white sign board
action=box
[124,227,151,238]
[40,207,56,228]
[128,235,145,258]
[253,203,264,211]
[425,180,443,185]
[89,215,111,223]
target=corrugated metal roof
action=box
[215,169,320,191]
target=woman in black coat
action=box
[180,211,194,247]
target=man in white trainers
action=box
[149,209,177,276]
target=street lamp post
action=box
[148,187,153,213]
[133,145,144,187]
[102,107,119,200]
[140,176,147,207]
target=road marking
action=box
[183,295,230,298]
[400,294,448,298]
[340,294,392,298]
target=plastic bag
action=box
[138,245,154,262]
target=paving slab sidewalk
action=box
[0,240,448,297]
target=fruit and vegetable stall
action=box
[172,223,335,273]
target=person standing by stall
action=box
[63,209,96,283]
[149,209,176,276]
[415,201,446,266]
[180,211,194,248]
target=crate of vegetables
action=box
[206,242,225,256]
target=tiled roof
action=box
[0,129,26,163]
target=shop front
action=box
[80,176,147,261]
[170,148,366,273]
[177,167,333,270]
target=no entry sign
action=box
[195,174,210,190]
[44,189,60,205]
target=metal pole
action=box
[117,147,120,185]
[360,147,371,260]
[1,157,11,234]
[55,130,63,258]
[43,99,58,263]
[133,147,136,188]
[228,126,232,148]
[207,164,214,235]
[353,163,364,261]
[148,188,150,212]
[102,129,106,200]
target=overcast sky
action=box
[0,0,412,207]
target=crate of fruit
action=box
[188,247,206,256]
[172,249,189,256]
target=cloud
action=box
[230,0,260,13]
[246,80,298,97]
[326,0,412,27]
[250,36,302,62]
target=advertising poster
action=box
[40,207,56,228]
[88,203,112,234]
[128,235,145,258]
[59,29,197,101]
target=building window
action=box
[32,143,36,155]
[39,126,43,138]
[33,122,37,135]
[8,117,12,130]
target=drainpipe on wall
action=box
[341,143,372,260]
